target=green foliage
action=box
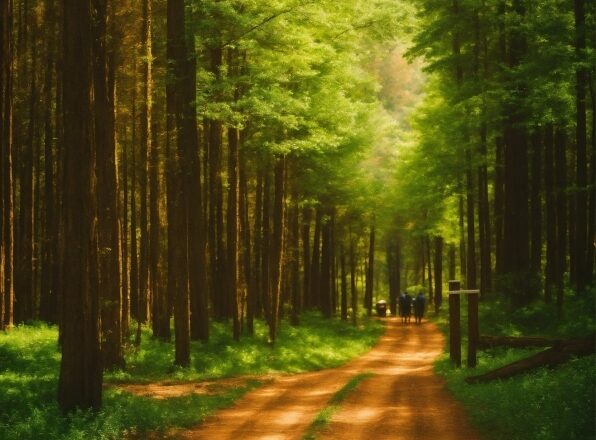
[436,353,595,440]
[432,289,596,440]
[0,314,383,439]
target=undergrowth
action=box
[0,312,383,440]
[433,286,596,440]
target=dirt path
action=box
[178,318,482,440]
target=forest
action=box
[0,0,594,439]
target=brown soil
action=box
[174,318,482,440]
[117,376,274,400]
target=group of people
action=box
[398,291,425,324]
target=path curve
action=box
[180,319,482,440]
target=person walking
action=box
[414,291,425,324]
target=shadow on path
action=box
[180,319,482,440]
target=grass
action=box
[432,287,596,440]
[0,312,384,440]
[301,372,374,440]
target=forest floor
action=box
[126,318,482,440]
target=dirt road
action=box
[179,318,482,440]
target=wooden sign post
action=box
[448,280,461,367]
[467,290,479,368]
[448,280,480,368]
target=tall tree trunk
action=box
[340,243,347,321]
[1,0,15,330]
[320,211,332,318]
[434,236,443,312]
[310,208,321,310]
[426,235,433,302]
[94,0,123,370]
[228,127,240,341]
[138,0,151,323]
[459,191,466,280]
[478,125,491,294]
[267,157,285,345]
[574,0,588,294]
[17,22,36,322]
[555,127,567,315]
[120,98,130,339]
[365,224,375,316]
[249,170,263,331]
[130,79,139,326]
[289,186,300,325]
[386,239,398,316]
[349,228,357,326]
[544,124,556,304]
[207,49,224,319]
[587,78,595,286]
[186,41,207,343]
[466,149,477,289]
[58,0,102,411]
[530,130,542,279]
[448,243,456,281]
[503,0,531,305]
[39,0,57,323]
[239,144,253,333]
[261,169,271,326]
[494,136,505,275]
[167,0,191,367]
[150,116,169,340]
[301,206,312,309]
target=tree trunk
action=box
[459,191,466,280]
[349,228,357,326]
[448,243,456,281]
[365,224,375,315]
[239,144,253,333]
[503,0,531,305]
[150,115,169,340]
[167,0,191,367]
[587,78,595,287]
[310,208,322,310]
[466,337,595,384]
[554,127,567,315]
[1,0,15,330]
[261,168,271,325]
[478,125,491,294]
[544,125,556,304]
[289,187,300,325]
[320,211,332,318]
[268,157,285,345]
[185,40,207,343]
[494,136,505,275]
[207,49,224,320]
[301,206,312,309]
[426,235,433,303]
[530,130,542,278]
[94,0,123,370]
[466,149,477,290]
[17,23,36,322]
[130,80,139,327]
[434,236,443,312]
[228,127,240,341]
[39,0,57,324]
[574,0,588,294]
[340,243,347,321]
[58,0,102,411]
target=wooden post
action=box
[448,280,461,367]
[467,291,479,368]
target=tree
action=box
[58,0,102,412]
